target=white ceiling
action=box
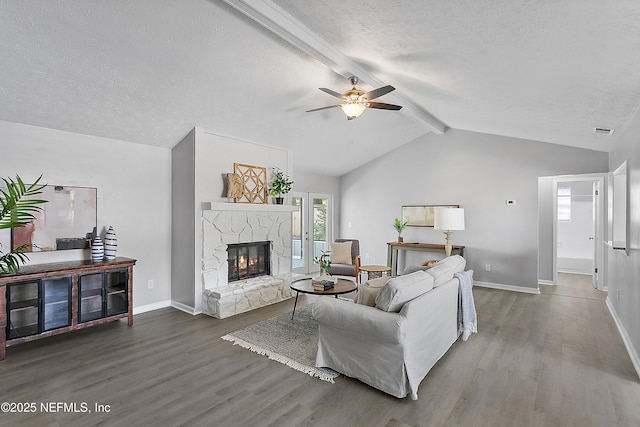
[1,0,640,176]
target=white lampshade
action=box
[434,208,465,231]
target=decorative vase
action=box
[104,226,118,260]
[91,236,104,262]
[398,236,404,243]
[275,196,284,205]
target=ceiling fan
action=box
[306,76,403,120]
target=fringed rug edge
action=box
[221,334,339,383]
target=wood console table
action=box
[0,257,136,360]
[387,242,464,276]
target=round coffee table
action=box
[289,278,357,320]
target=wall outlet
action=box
[148,279,154,289]
[506,200,517,205]
[365,253,370,259]
[485,264,491,272]
[348,222,352,228]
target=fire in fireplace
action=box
[227,241,271,282]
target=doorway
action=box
[290,192,333,275]
[551,175,605,290]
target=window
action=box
[557,187,571,221]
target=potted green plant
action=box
[315,251,332,276]
[393,218,408,243]
[0,175,47,277]
[268,167,294,204]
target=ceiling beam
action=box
[223,0,447,134]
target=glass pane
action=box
[313,198,328,263]
[106,270,127,317]
[43,277,71,331]
[292,196,304,269]
[7,281,39,339]
[79,273,103,322]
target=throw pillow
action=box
[329,241,352,265]
[375,271,434,313]
[355,276,390,306]
[427,255,466,287]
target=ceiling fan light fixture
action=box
[340,102,367,120]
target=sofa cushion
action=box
[355,276,390,306]
[330,241,352,265]
[375,271,434,312]
[427,255,466,287]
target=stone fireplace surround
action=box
[201,202,301,318]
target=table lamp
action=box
[434,208,465,257]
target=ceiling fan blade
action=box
[365,85,395,100]
[366,102,403,111]
[319,88,344,99]
[306,105,340,112]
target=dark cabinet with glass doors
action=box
[0,257,136,360]
[78,269,128,323]
[6,277,72,339]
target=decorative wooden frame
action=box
[233,163,268,204]
[401,205,459,227]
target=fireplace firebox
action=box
[227,241,271,282]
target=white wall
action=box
[607,105,640,377]
[292,169,341,238]
[341,129,608,291]
[171,127,291,313]
[0,120,172,312]
[171,129,196,309]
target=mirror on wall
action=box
[611,161,628,253]
[0,185,97,252]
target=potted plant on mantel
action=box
[268,167,294,204]
[0,175,47,277]
[393,218,408,243]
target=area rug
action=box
[221,304,339,383]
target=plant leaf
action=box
[0,175,47,230]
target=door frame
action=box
[290,191,333,275]
[551,174,606,290]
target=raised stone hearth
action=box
[203,273,298,319]
[201,203,301,318]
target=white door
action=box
[591,181,600,289]
[291,192,332,274]
[551,175,605,290]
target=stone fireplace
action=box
[201,203,300,318]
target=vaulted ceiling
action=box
[1,1,640,176]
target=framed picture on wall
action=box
[401,205,459,227]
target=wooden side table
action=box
[359,265,392,282]
[386,242,464,276]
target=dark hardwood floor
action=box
[1,275,639,427]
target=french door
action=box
[291,192,332,274]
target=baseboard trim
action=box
[557,268,593,276]
[133,300,171,315]
[171,301,202,315]
[605,297,640,380]
[538,280,555,286]
[474,281,540,294]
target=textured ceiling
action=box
[1,1,640,176]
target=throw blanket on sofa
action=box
[455,270,477,341]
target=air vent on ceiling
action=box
[593,127,614,135]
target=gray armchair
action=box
[328,238,361,283]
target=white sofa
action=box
[312,255,468,399]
